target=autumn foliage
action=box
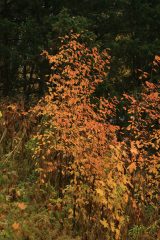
[31,34,125,239]
[29,34,159,239]
[0,34,159,240]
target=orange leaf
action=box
[155,55,160,62]
[12,222,20,231]
[145,81,156,89]
[17,202,27,210]
[130,142,138,155]
[128,162,136,173]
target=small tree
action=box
[32,34,128,239]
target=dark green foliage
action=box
[0,0,160,99]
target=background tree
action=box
[0,0,160,100]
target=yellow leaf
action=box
[68,208,73,219]
[110,222,115,232]
[115,228,120,240]
[124,193,129,203]
[96,188,104,197]
[100,219,108,228]
[16,190,21,197]
[117,163,124,172]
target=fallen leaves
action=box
[17,202,27,210]
[12,222,20,231]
